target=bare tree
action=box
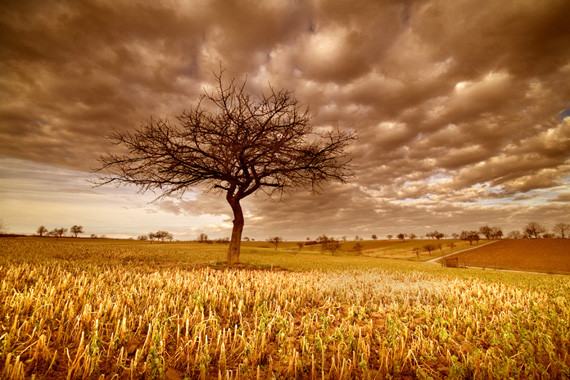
[50,228,67,239]
[524,222,546,239]
[386,234,393,240]
[154,231,173,242]
[353,242,363,255]
[37,226,48,237]
[507,230,522,239]
[317,235,341,255]
[460,230,479,245]
[423,244,436,255]
[479,225,492,240]
[553,222,570,238]
[426,230,444,240]
[325,238,341,255]
[412,247,421,258]
[197,233,210,243]
[71,225,84,238]
[491,227,503,239]
[96,71,355,265]
[267,236,283,250]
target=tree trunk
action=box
[227,198,244,265]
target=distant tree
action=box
[437,243,443,253]
[507,230,522,239]
[154,231,173,242]
[426,231,444,239]
[409,233,416,240]
[243,236,250,242]
[137,235,148,241]
[317,235,330,245]
[386,234,393,240]
[267,236,283,250]
[491,227,503,239]
[543,233,555,239]
[371,234,377,240]
[460,230,479,245]
[148,232,157,242]
[198,233,209,243]
[354,235,363,241]
[412,247,421,258]
[318,235,341,254]
[342,236,347,241]
[70,225,84,238]
[553,222,570,238]
[295,242,304,254]
[325,238,341,255]
[397,233,407,242]
[96,70,355,265]
[353,242,363,255]
[447,242,456,250]
[524,222,546,239]
[423,244,436,255]
[90,234,98,239]
[479,225,492,240]
[37,226,48,237]
[50,228,67,239]
[451,233,459,239]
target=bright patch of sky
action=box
[0,157,227,239]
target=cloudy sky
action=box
[1,0,569,240]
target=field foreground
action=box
[1,238,569,379]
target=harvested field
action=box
[438,239,570,273]
[1,237,569,379]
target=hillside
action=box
[437,239,570,274]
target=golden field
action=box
[0,237,569,379]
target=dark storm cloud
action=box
[1,0,568,238]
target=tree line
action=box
[36,225,84,238]
[137,231,174,243]
[385,221,568,244]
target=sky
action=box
[1,0,569,241]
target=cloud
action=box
[0,0,569,238]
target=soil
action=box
[438,239,570,274]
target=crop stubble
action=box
[0,238,569,379]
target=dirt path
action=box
[424,240,499,264]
